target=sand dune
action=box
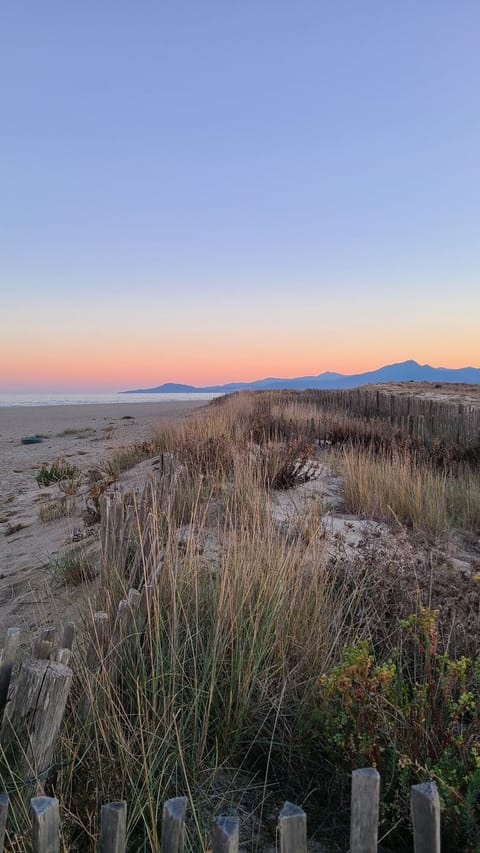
[0,401,204,636]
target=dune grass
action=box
[341,445,480,535]
[2,390,480,850]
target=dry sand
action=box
[0,400,205,636]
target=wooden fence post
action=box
[411,781,440,853]
[61,622,75,651]
[350,767,380,853]
[78,611,109,723]
[278,802,307,853]
[31,796,59,853]
[0,793,9,853]
[161,796,187,852]
[100,800,127,853]
[0,659,72,784]
[211,815,239,853]
[32,627,57,661]
[54,648,71,665]
[86,611,109,669]
[0,627,20,715]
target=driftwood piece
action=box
[411,782,441,853]
[100,800,127,853]
[1,659,72,782]
[278,802,307,853]
[161,796,187,853]
[0,627,20,714]
[350,767,380,853]
[31,795,59,853]
[211,816,239,853]
[0,793,9,853]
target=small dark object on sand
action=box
[21,435,44,445]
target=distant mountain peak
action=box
[121,360,480,394]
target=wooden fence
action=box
[270,386,480,450]
[0,770,440,853]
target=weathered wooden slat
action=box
[61,622,75,651]
[211,815,239,853]
[0,627,20,714]
[350,767,380,853]
[138,583,153,624]
[161,796,187,853]
[32,627,57,660]
[31,796,59,853]
[1,659,72,782]
[411,781,441,853]
[127,588,141,609]
[278,801,307,853]
[0,793,9,853]
[85,611,109,669]
[111,600,129,649]
[78,611,110,722]
[54,648,71,665]
[122,589,142,643]
[100,800,127,853]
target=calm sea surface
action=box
[0,392,223,408]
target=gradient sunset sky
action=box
[2,2,479,392]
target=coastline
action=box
[0,399,205,635]
[0,392,222,408]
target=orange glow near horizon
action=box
[2,288,479,392]
[2,331,480,393]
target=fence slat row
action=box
[0,778,443,852]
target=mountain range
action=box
[122,360,480,394]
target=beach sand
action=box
[0,400,205,638]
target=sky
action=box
[1,1,479,392]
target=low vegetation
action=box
[38,496,76,523]
[102,438,161,477]
[2,389,480,850]
[49,544,97,585]
[36,458,80,487]
[342,446,480,536]
[57,427,95,438]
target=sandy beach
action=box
[0,400,205,636]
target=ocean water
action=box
[0,392,223,408]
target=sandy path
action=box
[0,401,204,636]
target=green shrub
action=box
[303,609,480,849]
[36,458,79,487]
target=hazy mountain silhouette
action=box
[122,360,480,394]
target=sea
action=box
[0,392,223,408]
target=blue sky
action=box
[1,2,479,390]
